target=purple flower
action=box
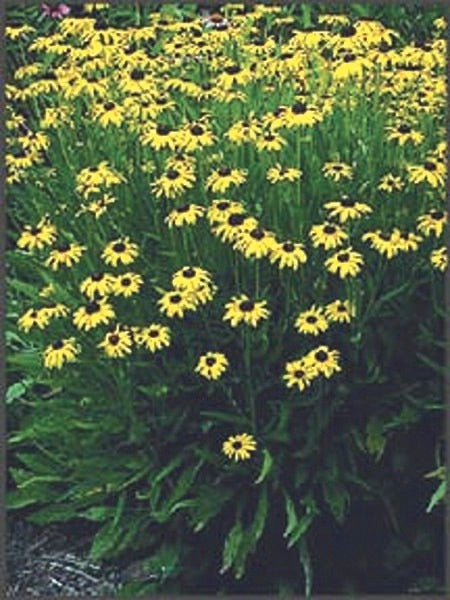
[41,3,71,19]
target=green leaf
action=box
[254,448,273,484]
[6,380,31,404]
[89,520,123,561]
[189,485,233,532]
[221,519,243,574]
[28,504,77,525]
[366,418,386,460]
[79,506,114,522]
[321,481,350,524]
[426,480,446,513]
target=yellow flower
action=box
[223,294,270,328]
[158,289,197,319]
[430,247,447,272]
[417,210,447,238]
[195,352,229,380]
[165,204,205,228]
[111,273,144,298]
[325,247,364,278]
[17,217,57,251]
[134,323,171,353]
[172,266,212,291]
[283,358,318,391]
[233,226,276,259]
[152,166,196,199]
[295,305,329,336]
[222,433,257,461]
[92,100,125,127]
[206,166,247,194]
[361,230,402,259]
[309,222,348,249]
[268,240,308,270]
[43,338,80,370]
[45,242,87,270]
[378,173,404,193]
[307,346,341,378]
[255,130,286,152]
[206,200,245,224]
[324,196,372,223]
[73,299,116,331]
[80,272,116,299]
[98,326,133,358]
[407,158,446,188]
[102,237,139,267]
[386,122,424,146]
[325,300,355,323]
[18,308,52,333]
[267,164,302,184]
[322,161,353,182]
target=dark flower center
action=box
[111,241,126,253]
[205,357,216,366]
[30,310,38,318]
[338,252,350,262]
[94,19,108,31]
[250,228,265,240]
[218,166,231,176]
[58,242,71,252]
[292,102,308,114]
[108,334,120,345]
[177,204,190,213]
[294,369,304,378]
[264,133,275,141]
[85,302,100,314]
[52,340,64,350]
[430,211,443,220]
[30,226,42,235]
[424,161,436,171]
[170,294,182,303]
[103,101,115,111]
[91,272,104,282]
[228,213,245,226]
[324,225,337,234]
[130,68,145,81]
[224,65,240,75]
[273,106,286,117]
[332,164,343,171]
[280,52,294,60]
[166,169,179,180]
[343,52,356,63]
[239,300,255,312]
[398,123,411,134]
[337,304,347,312]
[89,166,99,172]
[156,124,171,135]
[306,315,317,323]
[315,350,328,362]
[217,201,230,210]
[121,277,131,286]
[282,241,295,252]
[191,124,204,136]
[149,329,159,338]
[379,233,391,241]
[182,267,196,278]
[155,96,169,105]
[340,25,356,37]
[232,441,242,450]
[340,197,355,207]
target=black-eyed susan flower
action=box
[378,173,404,193]
[45,242,87,270]
[385,122,424,145]
[255,130,286,152]
[165,204,205,228]
[80,272,115,299]
[180,122,216,152]
[158,289,197,318]
[223,294,270,328]
[392,229,423,253]
[73,298,115,331]
[43,338,80,370]
[225,117,261,144]
[295,305,329,336]
[309,221,348,249]
[44,302,70,319]
[361,230,402,259]
[18,307,52,333]
[325,247,364,278]
[102,237,139,267]
[92,100,125,127]
[268,240,308,270]
[75,162,124,198]
[172,266,212,291]
[430,247,447,272]
[325,299,355,323]
[141,123,181,151]
[195,351,229,380]
[39,284,55,299]
[222,433,257,462]
[308,345,341,378]
[213,212,258,243]
[233,226,276,259]
[165,152,197,173]
[75,193,117,219]
[134,323,171,353]
[283,358,318,391]
[266,164,302,184]
[98,326,133,358]
[324,196,372,223]
[206,165,247,194]
[322,161,353,182]
[152,166,196,199]
[206,199,245,224]
[17,217,57,251]
[417,210,447,237]
[112,272,144,298]
[284,100,324,128]
[407,158,445,188]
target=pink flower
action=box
[41,3,71,19]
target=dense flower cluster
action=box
[7,4,446,463]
